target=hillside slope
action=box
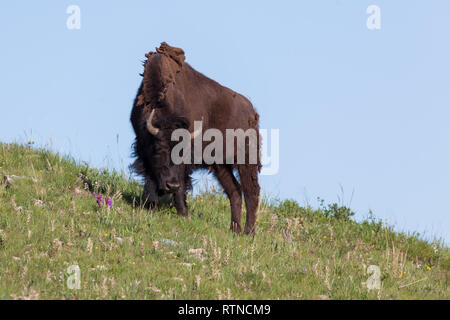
[0,142,448,299]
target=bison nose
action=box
[166,182,180,191]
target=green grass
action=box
[0,142,448,300]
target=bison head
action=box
[145,109,190,193]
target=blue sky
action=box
[1,1,448,244]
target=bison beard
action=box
[130,42,261,235]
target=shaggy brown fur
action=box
[131,42,261,235]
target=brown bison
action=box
[130,42,261,235]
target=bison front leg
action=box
[142,176,159,209]
[173,187,188,216]
[173,167,189,216]
[238,164,260,235]
[212,165,243,234]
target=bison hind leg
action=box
[211,165,243,234]
[238,164,260,236]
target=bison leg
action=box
[174,188,188,216]
[238,165,260,235]
[173,167,189,217]
[142,177,159,209]
[212,165,243,233]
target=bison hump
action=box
[155,42,185,67]
[143,42,186,107]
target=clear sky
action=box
[1,1,448,244]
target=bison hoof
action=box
[244,227,256,236]
[230,221,242,234]
[146,202,158,210]
[177,210,189,217]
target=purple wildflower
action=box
[92,192,113,209]
[309,250,314,254]
[93,193,108,208]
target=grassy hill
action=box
[0,142,448,299]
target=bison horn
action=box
[146,109,160,136]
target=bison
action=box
[130,42,261,235]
